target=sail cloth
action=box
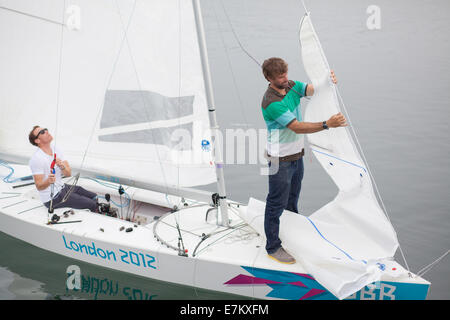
[244,14,406,300]
[0,0,216,188]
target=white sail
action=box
[298,13,402,298]
[243,13,406,300]
[0,0,216,188]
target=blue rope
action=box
[0,161,33,183]
[0,161,130,208]
[83,177,130,208]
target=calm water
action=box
[1,0,449,300]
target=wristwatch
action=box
[322,121,329,130]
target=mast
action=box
[192,0,229,226]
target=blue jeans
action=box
[264,157,304,254]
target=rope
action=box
[193,222,254,257]
[4,2,80,216]
[0,6,64,26]
[174,0,183,229]
[300,0,309,14]
[82,176,131,209]
[217,0,261,68]
[79,0,136,169]
[48,1,66,217]
[0,161,32,183]
[75,0,175,208]
[53,0,66,150]
[416,249,449,278]
[213,0,250,128]
[113,0,174,207]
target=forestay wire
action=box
[416,249,449,278]
[299,0,414,275]
[302,0,414,276]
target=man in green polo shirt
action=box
[261,57,347,264]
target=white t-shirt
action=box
[29,144,66,203]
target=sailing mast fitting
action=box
[192,0,229,227]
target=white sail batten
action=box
[0,0,216,188]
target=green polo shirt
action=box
[261,80,307,157]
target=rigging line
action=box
[60,173,81,204]
[53,1,66,150]
[416,249,449,278]
[212,0,250,129]
[193,223,251,257]
[217,0,261,68]
[0,6,64,26]
[191,221,252,257]
[173,0,186,241]
[297,1,412,275]
[217,0,306,120]
[177,0,181,208]
[78,1,138,171]
[47,1,66,213]
[220,0,310,102]
[114,0,174,207]
[76,1,158,209]
[300,0,309,14]
[157,217,202,238]
[174,0,184,215]
[335,88,411,275]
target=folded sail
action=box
[297,13,401,298]
[0,0,216,188]
[241,13,405,300]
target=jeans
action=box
[264,157,304,254]
[44,184,98,212]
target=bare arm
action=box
[287,119,322,134]
[33,174,55,191]
[305,84,314,97]
[33,158,71,190]
[287,112,347,134]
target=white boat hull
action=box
[0,165,430,300]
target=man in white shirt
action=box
[28,125,98,212]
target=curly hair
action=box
[262,57,288,81]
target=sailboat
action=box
[0,1,430,300]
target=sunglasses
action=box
[35,128,48,139]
